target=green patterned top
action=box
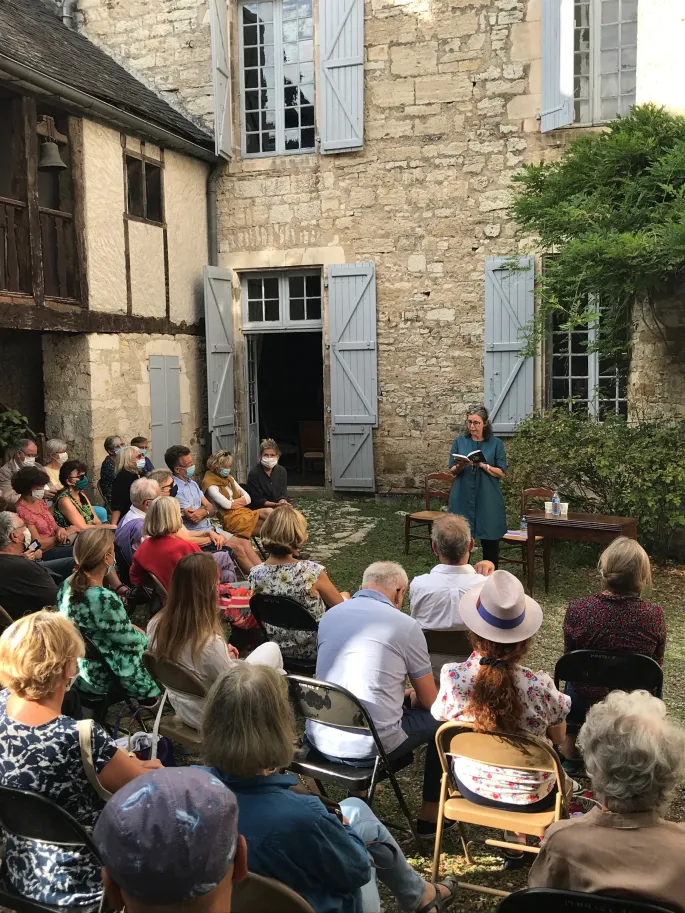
[57,582,159,700]
[53,489,93,529]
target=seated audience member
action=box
[130,435,154,472]
[433,570,571,866]
[110,445,146,526]
[99,434,124,505]
[561,536,666,763]
[58,528,160,705]
[95,768,247,913]
[0,611,161,907]
[410,514,495,630]
[201,450,272,538]
[529,690,685,909]
[0,437,39,504]
[245,438,289,509]
[204,664,457,913]
[54,460,116,532]
[43,438,69,493]
[0,511,59,618]
[148,552,283,729]
[165,445,260,573]
[13,465,74,561]
[114,477,161,566]
[131,496,238,591]
[249,506,347,663]
[309,561,445,837]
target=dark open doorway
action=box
[252,331,325,486]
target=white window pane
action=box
[298,0,312,14]
[261,22,274,45]
[620,70,636,94]
[601,73,619,96]
[575,75,590,99]
[299,62,314,84]
[601,96,619,119]
[621,0,638,21]
[621,20,637,45]
[282,19,297,42]
[283,64,298,85]
[619,94,634,116]
[283,42,298,62]
[262,45,275,67]
[575,99,591,122]
[575,1,590,27]
[299,39,313,62]
[243,2,258,19]
[282,0,298,19]
[258,1,273,22]
[601,0,619,23]
[575,27,591,52]
[601,24,619,49]
[299,17,313,38]
[622,45,637,68]
[600,49,619,74]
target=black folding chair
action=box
[114,544,152,617]
[0,785,107,913]
[77,632,141,733]
[0,605,15,630]
[249,593,318,676]
[498,887,675,913]
[287,674,421,850]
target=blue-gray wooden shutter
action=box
[319,0,364,154]
[210,0,231,158]
[328,262,377,491]
[484,256,535,434]
[204,266,235,453]
[149,355,182,461]
[540,0,574,132]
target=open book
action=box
[452,449,485,465]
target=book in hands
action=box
[452,450,485,465]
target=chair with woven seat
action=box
[142,652,205,750]
[404,472,453,554]
[233,873,315,913]
[500,488,553,592]
[298,421,325,478]
[431,722,567,895]
[249,593,318,676]
[498,887,675,913]
[287,674,421,850]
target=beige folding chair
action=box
[233,873,315,913]
[422,628,471,681]
[142,652,205,750]
[432,721,568,898]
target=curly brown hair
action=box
[465,632,532,733]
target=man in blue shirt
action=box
[130,436,154,473]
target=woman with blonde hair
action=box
[201,450,272,538]
[560,536,666,765]
[0,611,160,906]
[147,552,283,729]
[248,505,348,662]
[203,662,458,913]
[110,445,147,525]
[57,527,159,704]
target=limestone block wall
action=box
[629,300,685,421]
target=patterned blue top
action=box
[0,690,118,905]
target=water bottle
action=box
[520,514,528,531]
[552,490,561,516]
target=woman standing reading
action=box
[448,405,506,568]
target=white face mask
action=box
[261,457,278,469]
[23,528,31,548]
[135,458,147,471]
[31,489,46,500]
[57,452,69,464]
[22,455,36,466]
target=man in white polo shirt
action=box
[308,561,448,837]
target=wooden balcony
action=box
[0,196,31,295]
[39,206,77,300]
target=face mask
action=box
[74,477,89,491]
[135,458,147,471]
[57,452,69,464]
[22,455,36,466]
[31,489,45,500]
[68,672,80,691]
[219,468,230,478]
[184,465,196,479]
[139,448,148,457]
[114,446,123,455]
[261,457,278,469]
[23,528,31,548]
[106,562,116,574]
[169,482,178,498]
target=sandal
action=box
[416,876,458,913]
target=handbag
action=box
[76,718,113,802]
[113,707,176,767]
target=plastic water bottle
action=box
[552,490,561,516]
[520,514,528,531]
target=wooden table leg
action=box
[543,537,551,594]
[526,528,537,596]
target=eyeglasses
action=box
[467,420,483,426]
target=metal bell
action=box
[38,140,67,171]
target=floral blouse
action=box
[16,498,57,538]
[248,560,325,660]
[432,651,571,805]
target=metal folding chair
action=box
[249,593,318,676]
[498,888,675,913]
[233,873,315,913]
[142,652,206,750]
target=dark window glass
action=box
[145,163,162,222]
[126,157,144,218]
[290,299,305,320]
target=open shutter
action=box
[328,262,377,491]
[540,0,574,132]
[149,355,182,461]
[204,266,235,453]
[210,0,231,158]
[319,0,364,154]
[484,257,535,435]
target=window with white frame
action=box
[574,0,638,125]
[239,0,315,157]
[242,271,322,329]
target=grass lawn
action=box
[296,494,685,911]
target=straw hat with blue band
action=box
[458,569,543,644]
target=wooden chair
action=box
[498,888,675,913]
[233,873,315,913]
[404,472,453,554]
[422,628,472,680]
[142,652,205,750]
[431,722,567,897]
[500,488,553,593]
[298,421,325,477]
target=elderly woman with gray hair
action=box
[529,690,685,909]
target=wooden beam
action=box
[68,116,88,307]
[22,96,44,306]
[0,299,202,336]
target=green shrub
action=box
[503,411,685,559]
[0,410,29,454]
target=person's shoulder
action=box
[541,815,586,846]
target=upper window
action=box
[239,0,315,157]
[125,154,163,223]
[242,270,322,329]
[574,0,638,125]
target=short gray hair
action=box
[578,690,685,814]
[45,439,68,458]
[362,561,409,592]
[14,438,34,453]
[130,478,160,507]
[432,514,471,562]
[0,512,19,550]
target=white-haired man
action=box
[114,477,161,565]
[308,561,448,838]
[0,437,38,504]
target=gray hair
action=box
[130,478,160,507]
[578,690,685,815]
[104,435,122,452]
[362,561,409,593]
[14,438,34,453]
[432,514,471,562]
[0,512,19,550]
[45,439,68,459]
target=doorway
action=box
[245,331,325,486]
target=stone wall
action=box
[629,299,685,421]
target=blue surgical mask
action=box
[139,448,148,457]
[114,446,123,455]
[219,468,230,478]
[135,458,146,471]
[185,465,196,479]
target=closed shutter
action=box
[210,0,232,158]
[328,262,377,491]
[149,355,182,461]
[204,266,236,452]
[540,0,574,132]
[319,0,364,154]
[484,256,535,434]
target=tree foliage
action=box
[0,410,29,453]
[510,105,685,357]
